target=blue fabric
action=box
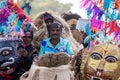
[0,24,3,32]
[85,23,91,35]
[16,20,23,32]
[0,0,7,8]
[103,0,113,10]
[39,37,73,56]
[8,12,17,23]
[22,2,31,15]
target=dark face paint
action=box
[0,38,23,75]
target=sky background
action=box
[58,0,87,19]
[15,0,87,19]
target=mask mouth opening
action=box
[0,57,16,74]
[0,67,15,75]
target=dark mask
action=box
[0,38,23,75]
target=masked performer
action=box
[0,38,23,80]
[76,41,120,80]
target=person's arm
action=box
[66,41,74,55]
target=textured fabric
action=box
[39,37,73,55]
[37,52,70,67]
[20,64,74,80]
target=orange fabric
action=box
[114,0,119,9]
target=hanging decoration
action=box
[80,0,104,20]
[0,0,34,37]
[79,0,120,43]
[21,0,32,15]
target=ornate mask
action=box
[0,38,23,75]
[81,42,120,80]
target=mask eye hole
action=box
[1,50,11,56]
[105,56,117,63]
[90,52,102,60]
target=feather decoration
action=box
[18,28,25,37]
[103,0,113,10]
[92,0,103,6]
[117,20,120,28]
[80,0,104,20]
[84,22,98,44]
[8,12,17,23]
[118,14,120,19]
[0,0,7,8]
[114,32,120,41]
[85,23,91,35]
[83,33,97,47]
[83,23,91,44]
[0,8,10,23]
[79,0,120,44]
[108,21,120,34]
[15,19,23,32]
[0,23,3,33]
[87,8,92,19]
[76,18,89,32]
[84,35,91,44]
[90,19,104,32]
[95,30,110,43]
[97,11,104,19]
[80,0,90,8]
[3,25,10,35]
[107,8,118,20]
[91,5,101,17]
[22,1,31,15]
[0,0,34,37]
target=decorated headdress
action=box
[0,1,35,79]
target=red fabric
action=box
[0,72,14,80]
[108,21,120,34]
[23,43,27,48]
